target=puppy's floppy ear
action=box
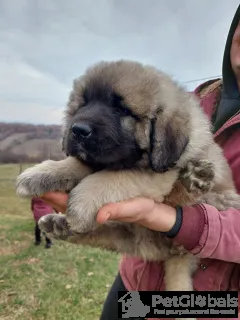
[149,112,189,173]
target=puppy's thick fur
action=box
[16,60,240,318]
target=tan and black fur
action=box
[16,60,240,319]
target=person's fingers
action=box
[41,192,68,213]
[97,202,124,224]
[97,197,155,224]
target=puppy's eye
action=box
[81,91,88,107]
[81,102,87,108]
[116,105,131,116]
[112,93,131,116]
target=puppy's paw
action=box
[180,159,215,195]
[38,214,72,240]
[16,168,55,197]
[16,161,79,197]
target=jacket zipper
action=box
[226,110,240,123]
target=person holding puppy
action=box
[42,5,240,319]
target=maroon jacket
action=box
[119,80,240,319]
[31,197,55,222]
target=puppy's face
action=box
[63,60,189,171]
[65,89,143,169]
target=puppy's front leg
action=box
[38,213,136,254]
[65,169,178,233]
[16,157,93,197]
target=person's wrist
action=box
[139,202,177,232]
[155,203,177,232]
[161,206,183,238]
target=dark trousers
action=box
[35,222,51,244]
[100,272,145,320]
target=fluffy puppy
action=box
[16,60,240,312]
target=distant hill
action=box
[0,122,65,163]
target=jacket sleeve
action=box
[173,203,240,263]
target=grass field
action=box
[0,164,120,320]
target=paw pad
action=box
[180,160,215,194]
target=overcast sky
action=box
[0,0,239,125]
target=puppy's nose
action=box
[71,123,92,138]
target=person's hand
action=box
[97,197,177,232]
[41,192,68,213]
[41,192,177,233]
